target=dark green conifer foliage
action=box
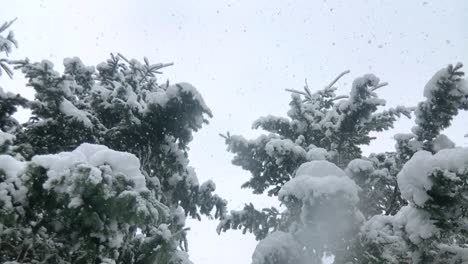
[0,21,225,264]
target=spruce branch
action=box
[219,132,231,140]
[326,70,350,90]
[304,78,312,98]
[370,82,388,91]
[285,88,308,97]
[331,95,349,101]
[286,70,350,103]
[0,59,14,78]
[0,18,17,34]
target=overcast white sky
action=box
[2,1,468,263]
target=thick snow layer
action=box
[252,231,302,264]
[185,167,199,187]
[306,147,328,161]
[172,250,194,264]
[279,160,359,204]
[0,155,26,185]
[59,98,93,128]
[172,206,186,226]
[295,160,346,178]
[423,67,450,99]
[158,223,172,240]
[353,74,380,89]
[200,180,216,193]
[363,205,437,246]
[32,143,147,193]
[63,57,95,75]
[0,130,15,145]
[146,82,211,116]
[0,87,19,99]
[397,151,434,206]
[432,134,455,152]
[346,159,374,174]
[349,74,381,104]
[394,133,414,142]
[252,115,291,130]
[423,65,468,101]
[461,78,468,95]
[265,138,307,159]
[146,90,170,107]
[0,155,27,210]
[398,148,468,206]
[279,174,359,204]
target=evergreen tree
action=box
[218,64,468,263]
[0,20,226,264]
[218,70,411,262]
[359,63,468,263]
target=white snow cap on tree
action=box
[362,205,438,262]
[423,65,468,100]
[0,155,27,210]
[279,160,359,205]
[397,147,468,206]
[252,231,303,264]
[0,130,15,146]
[59,98,93,128]
[432,134,455,152]
[32,143,148,194]
[346,158,374,175]
[306,147,329,161]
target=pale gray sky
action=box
[1,1,468,263]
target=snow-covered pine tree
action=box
[217,70,413,263]
[219,62,468,263]
[0,20,226,264]
[359,63,468,263]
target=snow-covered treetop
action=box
[279,160,359,205]
[1,40,225,263]
[223,70,410,196]
[360,146,468,263]
[355,64,468,264]
[413,63,468,151]
[398,147,468,208]
[9,54,225,220]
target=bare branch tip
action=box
[326,69,351,89]
[371,82,389,91]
